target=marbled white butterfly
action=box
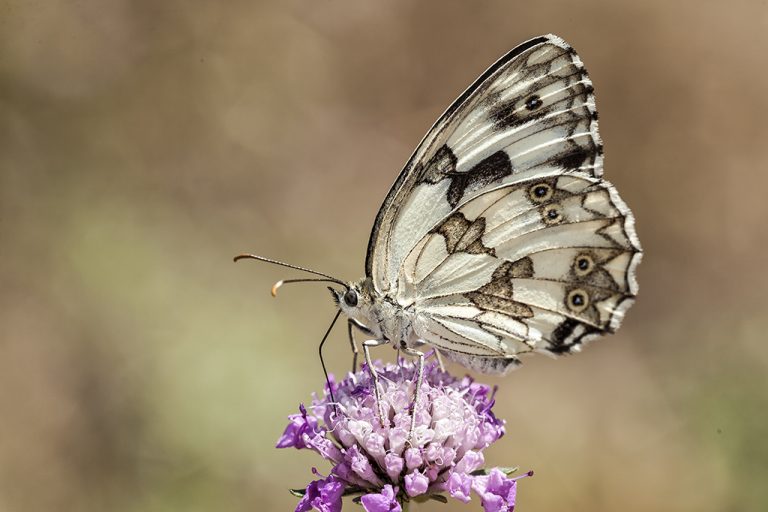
[238,34,642,435]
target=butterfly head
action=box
[329,277,377,323]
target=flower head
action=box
[279,353,530,510]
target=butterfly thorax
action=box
[337,277,418,348]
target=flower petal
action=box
[294,475,344,512]
[455,450,484,474]
[360,485,402,512]
[404,447,423,470]
[471,469,519,512]
[277,404,319,449]
[383,452,404,482]
[404,470,429,497]
[447,472,473,503]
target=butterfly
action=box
[238,34,641,435]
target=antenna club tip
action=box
[233,254,250,263]
[271,281,284,297]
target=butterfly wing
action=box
[404,174,640,373]
[367,34,604,292]
[365,34,641,372]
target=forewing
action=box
[367,34,603,293]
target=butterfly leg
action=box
[434,349,445,372]
[401,346,425,447]
[347,321,360,374]
[362,338,389,428]
[349,319,375,376]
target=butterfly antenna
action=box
[270,278,348,297]
[319,309,343,414]
[234,254,349,295]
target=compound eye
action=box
[343,289,358,307]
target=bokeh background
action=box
[2,1,767,511]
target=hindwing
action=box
[406,174,640,367]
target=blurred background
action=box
[1,1,767,511]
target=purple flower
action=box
[472,469,534,512]
[295,473,345,512]
[447,472,473,503]
[279,352,531,509]
[360,485,401,512]
[277,404,319,449]
[404,470,429,497]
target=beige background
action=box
[1,1,767,511]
